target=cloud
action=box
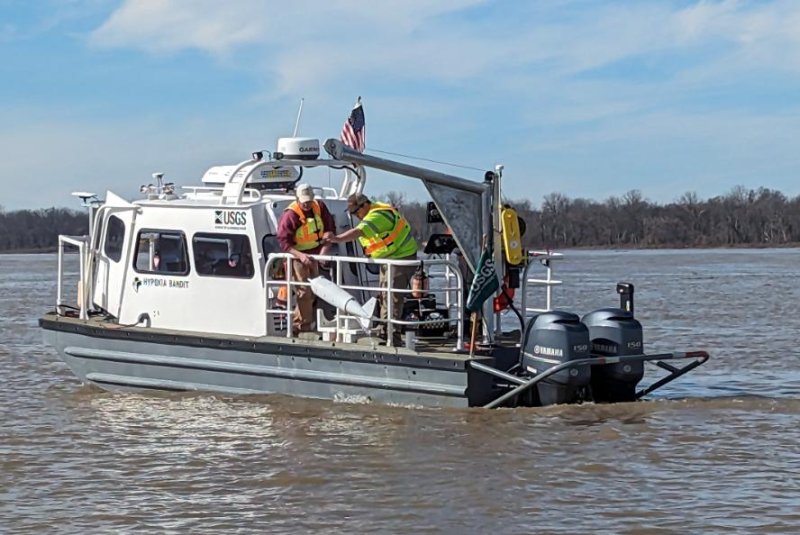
[88,0,487,55]
[5,1,800,209]
[88,0,266,55]
[87,0,800,98]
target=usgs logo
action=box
[215,210,247,227]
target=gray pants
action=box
[378,254,417,336]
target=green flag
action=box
[466,247,500,313]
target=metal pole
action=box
[481,178,494,344]
[56,240,64,312]
[324,139,486,194]
[78,241,87,320]
[493,165,503,338]
[386,262,394,346]
[293,98,304,137]
[285,258,293,338]
[469,360,527,385]
[483,351,709,409]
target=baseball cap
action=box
[346,193,370,213]
[295,183,314,203]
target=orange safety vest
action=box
[286,200,325,251]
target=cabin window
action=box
[104,215,125,263]
[193,233,254,278]
[134,231,189,275]
[262,234,280,256]
[262,234,284,279]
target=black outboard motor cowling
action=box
[582,308,644,402]
[521,311,591,405]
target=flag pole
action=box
[468,233,489,357]
[469,311,480,357]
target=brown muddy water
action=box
[1,250,799,534]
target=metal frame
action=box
[519,250,564,315]
[472,350,710,409]
[57,236,89,320]
[264,252,466,349]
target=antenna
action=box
[292,98,304,137]
[70,192,100,242]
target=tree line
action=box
[0,207,87,253]
[384,186,800,249]
[2,185,800,253]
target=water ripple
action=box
[2,251,800,533]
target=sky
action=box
[1,0,799,210]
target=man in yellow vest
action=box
[326,194,418,343]
[277,184,336,334]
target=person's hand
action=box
[298,252,316,268]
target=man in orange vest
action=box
[277,183,336,334]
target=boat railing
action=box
[311,186,341,199]
[56,235,90,320]
[519,250,564,316]
[180,185,263,202]
[264,252,465,350]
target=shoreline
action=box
[3,243,800,255]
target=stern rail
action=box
[519,250,563,315]
[264,253,466,350]
[56,235,90,320]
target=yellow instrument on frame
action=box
[500,206,523,265]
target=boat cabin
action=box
[73,137,471,344]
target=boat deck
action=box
[41,312,522,370]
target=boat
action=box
[40,135,709,408]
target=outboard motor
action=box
[582,307,644,402]
[520,311,591,406]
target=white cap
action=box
[295,183,314,203]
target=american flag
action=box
[340,97,366,152]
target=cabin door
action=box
[92,192,137,318]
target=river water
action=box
[1,250,798,534]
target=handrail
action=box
[519,250,564,316]
[57,235,89,320]
[264,252,465,349]
[312,186,340,199]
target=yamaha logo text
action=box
[532,345,564,358]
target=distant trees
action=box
[0,208,87,252]
[2,186,799,253]
[385,186,800,250]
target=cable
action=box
[501,284,525,337]
[108,313,151,330]
[368,148,487,173]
